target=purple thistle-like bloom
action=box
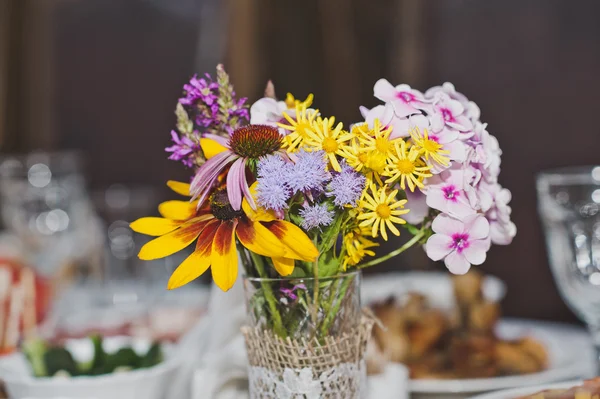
[299,203,334,231]
[256,176,291,211]
[327,167,366,207]
[256,154,292,211]
[257,154,290,181]
[165,130,200,168]
[287,150,331,193]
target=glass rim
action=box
[243,270,360,283]
[536,165,600,187]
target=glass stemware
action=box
[537,166,600,371]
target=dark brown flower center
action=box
[228,125,282,159]
[210,189,243,220]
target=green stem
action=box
[311,238,319,332]
[358,230,425,269]
[319,275,353,337]
[251,252,286,337]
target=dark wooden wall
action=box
[2,0,600,322]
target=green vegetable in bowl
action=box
[22,335,164,378]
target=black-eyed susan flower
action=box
[131,182,318,292]
[357,185,409,241]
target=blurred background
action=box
[0,0,599,331]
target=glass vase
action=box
[241,255,369,399]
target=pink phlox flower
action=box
[373,79,429,118]
[250,97,288,134]
[425,82,481,122]
[403,189,429,225]
[425,167,477,218]
[426,213,491,274]
[429,92,473,133]
[361,103,409,137]
[486,187,516,245]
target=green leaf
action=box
[318,249,341,278]
[317,210,343,254]
[404,224,421,236]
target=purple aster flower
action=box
[299,203,334,231]
[257,154,290,181]
[287,150,331,193]
[256,176,291,211]
[327,166,366,207]
[165,130,200,168]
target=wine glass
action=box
[536,165,600,370]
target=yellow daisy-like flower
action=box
[284,92,314,109]
[278,103,319,152]
[354,120,397,158]
[339,137,387,186]
[385,139,432,191]
[303,117,353,172]
[357,185,409,241]
[342,227,379,270]
[409,127,450,167]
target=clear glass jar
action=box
[242,270,361,340]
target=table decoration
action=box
[130,65,515,398]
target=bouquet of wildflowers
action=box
[131,65,515,338]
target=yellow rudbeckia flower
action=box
[131,182,318,291]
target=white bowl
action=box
[0,336,180,399]
[361,271,506,308]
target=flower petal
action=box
[138,218,206,260]
[167,181,191,197]
[463,214,490,240]
[226,158,245,211]
[200,137,228,160]
[243,182,277,222]
[236,219,285,258]
[158,200,197,220]
[130,217,180,236]
[271,257,295,276]
[444,251,471,275]
[210,220,238,291]
[167,220,219,289]
[462,239,488,265]
[190,151,236,201]
[263,220,318,262]
[425,234,453,261]
[431,213,464,235]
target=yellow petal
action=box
[210,220,238,291]
[159,200,196,220]
[138,219,204,260]
[271,257,295,276]
[200,138,228,160]
[264,220,318,262]
[236,219,285,258]
[167,221,219,289]
[167,181,191,197]
[130,217,180,236]
[242,182,277,222]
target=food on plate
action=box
[515,377,600,398]
[22,335,163,377]
[369,270,548,379]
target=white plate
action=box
[469,380,581,399]
[361,272,594,395]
